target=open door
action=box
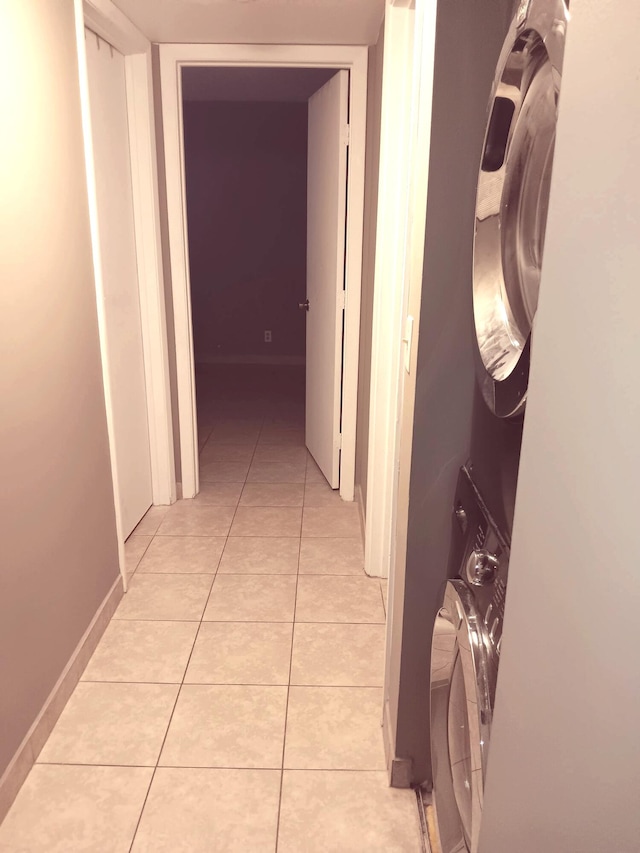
[85,29,153,537]
[305,70,349,489]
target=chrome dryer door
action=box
[472,0,569,417]
[430,581,494,853]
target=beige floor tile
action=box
[305,458,328,485]
[303,482,344,507]
[299,538,365,575]
[203,575,296,622]
[239,483,304,507]
[229,506,302,537]
[125,535,152,575]
[159,685,287,768]
[114,574,213,621]
[381,579,389,615]
[0,765,153,853]
[218,537,300,574]
[130,768,280,852]
[207,426,260,445]
[156,503,235,537]
[284,687,385,770]
[199,443,255,464]
[82,621,198,683]
[246,460,306,484]
[137,536,225,574]
[186,482,243,506]
[278,770,422,853]
[257,428,305,446]
[199,460,250,483]
[38,683,179,766]
[185,622,293,685]
[302,505,361,538]
[295,577,385,624]
[290,624,385,687]
[132,506,170,536]
[252,445,308,463]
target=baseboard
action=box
[355,482,366,549]
[0,575,124,823]
[195,355,305,366]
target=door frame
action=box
[158,43,368,501]
[78,0,177,536]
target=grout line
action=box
[274,451,307,851]
[37,761,385,772]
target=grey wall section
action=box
[355,22,385,513]
[151,44,181,482]
[393,0,514,784]
[0,0,120,777]
[183,102,308,362]
[479,4,640,850]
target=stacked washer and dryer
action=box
[429,1,569,851]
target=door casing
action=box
[158,43,368,502]
[76,0,176,589]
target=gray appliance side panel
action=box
[394,0,515,785]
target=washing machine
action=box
[430,467,509,853]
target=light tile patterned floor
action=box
[0,366,420,852]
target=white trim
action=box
[365,2,417,579]
[75,0,127,589]
[81,0,176,508]
[159,43,368,502]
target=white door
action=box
[85,29,153,537]
[305,70,349,488]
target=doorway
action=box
[158,44,368,502]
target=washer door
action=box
[430,581,494,853]
[472,0,569,417]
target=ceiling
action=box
[111,0,385,46]
[182,66,337,101]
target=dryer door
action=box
[472,0,569,417]
[430,581,494,853]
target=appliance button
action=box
[466,549,500,586]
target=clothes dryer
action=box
[472,0,569,419]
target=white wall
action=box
[479,2,640,850]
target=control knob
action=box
[466,549,499,586]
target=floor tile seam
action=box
[36,761,387,773]
[110,616,384,625]
[380,582,387,618]
[275,506,303,852]
[125,539,223,852]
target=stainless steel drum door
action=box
[430,581,495,853]
[472,0,569,417]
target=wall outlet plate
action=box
[264,330,272,343]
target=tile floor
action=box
[0,366,421,852]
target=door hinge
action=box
[339,290,346,311]
[342,124,350,146]
[336,433,343,450]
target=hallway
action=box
[0,367,421,851]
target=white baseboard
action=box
[355,481,366,549]
[195,355,305,366]
[0,575,124,823]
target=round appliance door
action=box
[472,0,569,418]
[430,581,494,853]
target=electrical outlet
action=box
[264,330,272,343]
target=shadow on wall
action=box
[183,101,308,363]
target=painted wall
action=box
[355,21,385,515]
[479,3,640,850]
[183,101,308,363]
[388,0,514,784]
[0,0,120,778]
